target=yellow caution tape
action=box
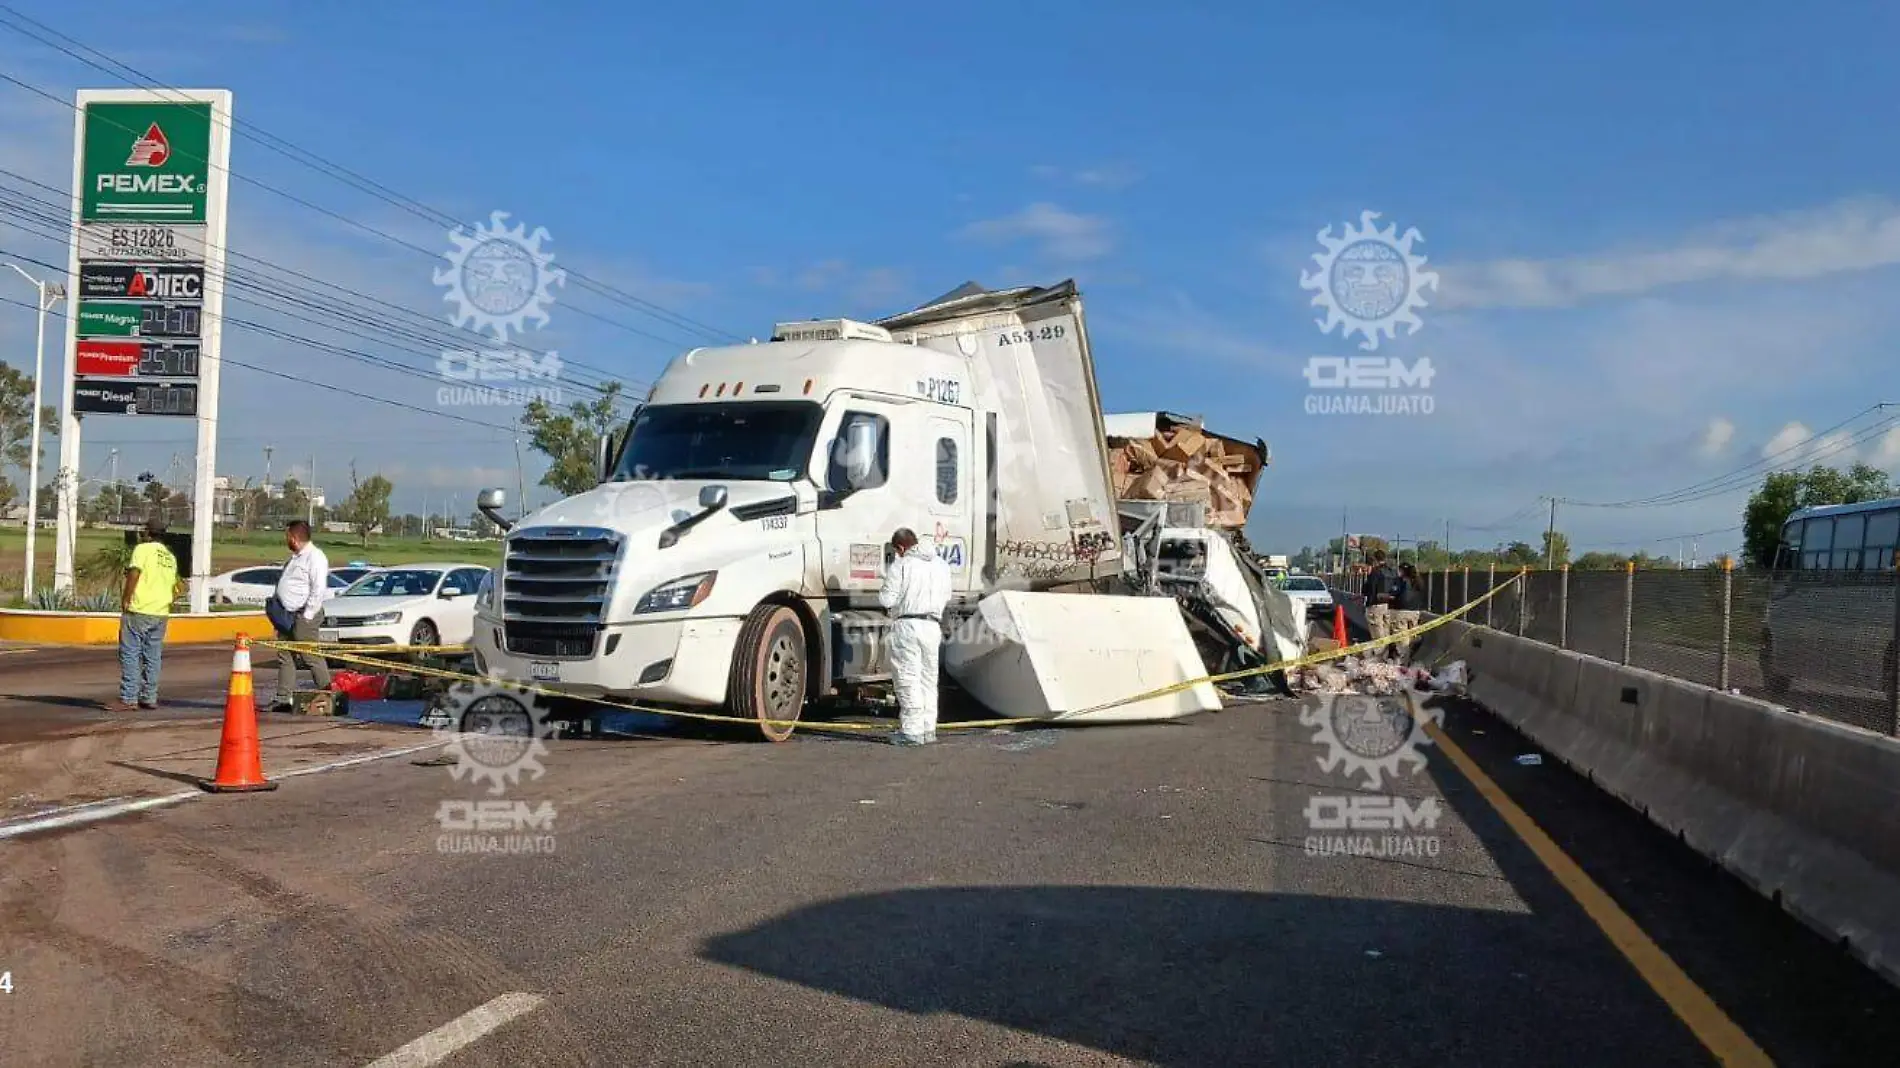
[253,575,1524,738]
[274,642,470,656]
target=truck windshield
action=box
[611,401,825,482]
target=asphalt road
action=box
[3,679,1896,1066]
[0,642,322,743]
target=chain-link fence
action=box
[1413,565,1900,736]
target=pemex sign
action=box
[79,100,212,222]
[58,88,232,612]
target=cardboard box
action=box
[1160,426,1207,464]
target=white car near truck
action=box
[319,563,491,647]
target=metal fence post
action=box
[1559,564,1570,649]
[1461,566,1469,613]
[1890,563,1900,736]
[1517,566,1529,636]
[1486,563,1495,627]
[1622,559,1635,666]
[1719,556,1733,692]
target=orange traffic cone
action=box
[1333,604,1349,647]
[201,634,279,793]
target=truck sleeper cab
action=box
[471,337,990,740]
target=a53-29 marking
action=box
[995,324,1066,346]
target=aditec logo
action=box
[125,123,171,167]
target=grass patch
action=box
[0,526,499,596]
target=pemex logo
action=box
[125,123,171,167]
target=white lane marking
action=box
[0,739,449,841]
[363,992,546,1068]
[0,790,199,839]
[0,647,38,655]
[274,740,447,780]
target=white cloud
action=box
[958,202,1114,262]
[1759,420,1864,470]
[1030,163,1142,190]
[1699,417,1735,457]
[1873,427,1900,470]
[1762,421,1812,459]
[1438,197,1900,310]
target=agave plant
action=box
[77,591,121,613]
[31,587,74,611]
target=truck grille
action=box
[502,525,623,659]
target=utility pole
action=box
[514,437,527,520]
[5,263,65,600]
[264,444,274,493]
[1340,506,1350,573]
[308,454,317,527]
[1545,496,1559,570]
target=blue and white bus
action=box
[1761,497,1898,702]
[1774,498,1900,573]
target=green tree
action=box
[1742,463,1893,568]
[339,466,394,547]
[1573,551,1626,570]
[0,361,53,475]
[1540,529,1571,568]
[0,474,15,514]
[522,380,625,497]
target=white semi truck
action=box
[468,281,1297,738]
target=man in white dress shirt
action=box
[878,527,954,745]
[271,519,333,710]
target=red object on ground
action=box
[1333,604,1348,647]
[329,670,388,701]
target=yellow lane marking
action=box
[1426,722,1774,1068]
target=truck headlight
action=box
[635,572,716,614]
[475,570,496,610]
[363,611,402,626]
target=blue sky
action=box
[3,1,1899,559]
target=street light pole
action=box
[5,263,66,600]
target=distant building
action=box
[209,475,325,526]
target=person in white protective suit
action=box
[878,527,954,745]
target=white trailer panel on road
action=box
[944,591,1221,722]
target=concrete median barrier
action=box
[1468,631,1900,987]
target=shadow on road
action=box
[701,885,1698,1066]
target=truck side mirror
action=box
[698,485,728,511]
[595,433,616,483]
[476,488,512,533]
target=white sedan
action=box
[207,565,352,606]
[1280,575,1336,619]
[318,563,492,647]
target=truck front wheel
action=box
[729,603,807,742]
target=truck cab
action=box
[470,327,995,738]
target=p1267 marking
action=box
[917,378,962,405]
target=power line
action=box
[1562,404,1900,509]
[0,291,518,433]
[0,6,741,342]
[0,64,716,361]
[0,167,652,401]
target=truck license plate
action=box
[530,661,559,681]
[317,628,339,643]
